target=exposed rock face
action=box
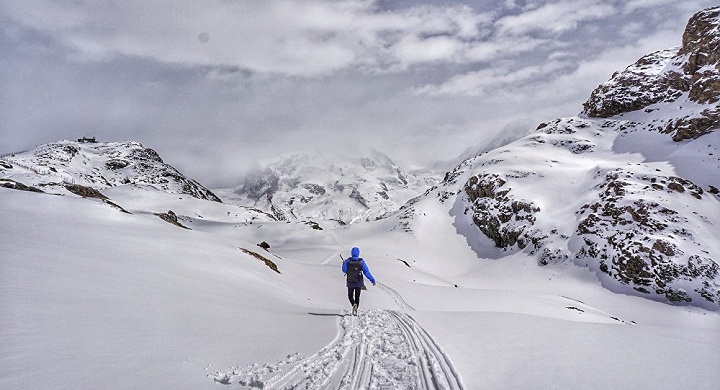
[464,173,540,249]
[681,6,720,104]
[64,184,108,199]
[583,6,720,141]
[583,48,688,117]
[155,210,190,229]
[574,169,718,304]
[0,178,44,193]
[442,99,720,309]
[240,248,281,274]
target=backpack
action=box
[347,259,364,283]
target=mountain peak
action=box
[1,139,221,202]
[582,6,720,141]
[233,149,439,224]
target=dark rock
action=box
[575,169,719,307]
[106,159,130,170]
[302,183,326,195]
[0,179,44,193]
[129,147,164,163]
[304,221,323,230]
[65,184,108,199]
[155,210,190,229]
[583,6,720,140]
[464,173,540,249]
[240,248,281,274]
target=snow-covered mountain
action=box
[0,140,222,202]
[2,7,720,390]
[0,140,278,227]
[230,148,440,225]
[393,6,720,310]
[583,6,719,140]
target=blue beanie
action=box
[351,247,360,259]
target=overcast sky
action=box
[1,0,716,187]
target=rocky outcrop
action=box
[0,179,44,193]
[464,173,540,249]
[574,169,719,306]
[155,210,190,229]
[240,248,281,274]
[64,184,108,199]
[583,6,720,141]
[583,48,688,118]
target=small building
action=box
[78,137,97,143]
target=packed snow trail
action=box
[210,309,464,389]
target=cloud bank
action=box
[1,0,717,186]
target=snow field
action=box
[1,183,719,389]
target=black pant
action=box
[348,287,362,307]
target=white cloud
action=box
[415,59,571,96]
[1,0,498,76]
[496,0,617,36]
[622,0,680,14]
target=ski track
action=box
[209,286,463,389]
[266,309,463,390]
[377,282,416,311]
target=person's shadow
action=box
[307,312,345,317]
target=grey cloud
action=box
[496,0,618,36]
[2,0,719,188]
[1,0,496,76]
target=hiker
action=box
[342,247,376,316]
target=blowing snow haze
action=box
[2,0,719,186]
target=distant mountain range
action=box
[230,148,440,226]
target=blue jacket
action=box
[342,257,375,288]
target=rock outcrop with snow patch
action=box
[583,6,720,141]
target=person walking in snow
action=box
[342,247,376,316]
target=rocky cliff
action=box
[583,6,720,141]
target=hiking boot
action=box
[352,304,358,316]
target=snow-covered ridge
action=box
[583,5,720,141]
[232,148,441,225]
[393,7,720,310]
[0,139,221,202]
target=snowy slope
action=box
[0,140,222,202]
[2,6,720,390]
[2,182,718,389]
[230,148,440,225]
[390,6,720,310]
[1,137,719,388]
